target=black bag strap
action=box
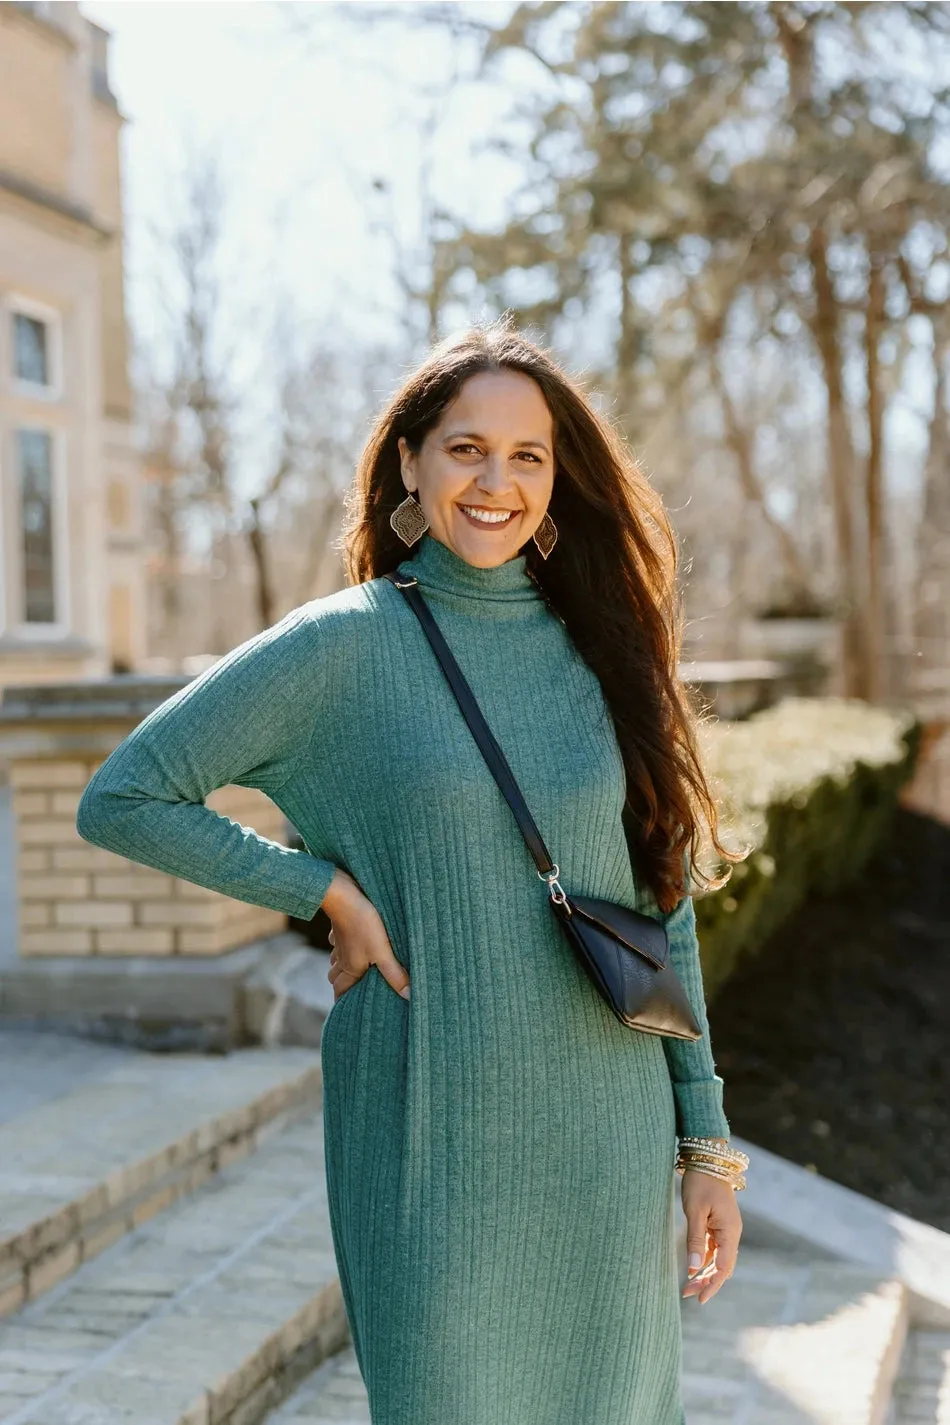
[384,570,558,880]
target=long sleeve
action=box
[75,605,337,920]
[658,889,731,1139]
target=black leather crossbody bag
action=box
[384,570,702,1041]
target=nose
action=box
[474,455,512,496]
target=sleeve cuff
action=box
[672,1077,731,1140]
[280,852,337,921]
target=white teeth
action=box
[460,506,517,525]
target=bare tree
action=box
[915,328,950,699]
[423,0,950,700]
[136,149,387,657]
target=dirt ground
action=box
[707,806,950,1231]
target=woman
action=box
[76,320,746,1424]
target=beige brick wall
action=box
[11,758,289,958]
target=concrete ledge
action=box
[734,1135,950,1327]
[244,946,334,1049]
[0,932,322,1052]
[0,673,189,723]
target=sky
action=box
[78,0,935,506]
[81,1,527,363]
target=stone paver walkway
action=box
[272,1246,907,1425]
[0,1027,140,1127]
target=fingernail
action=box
[688,1253,702,1274]
[400,986,411,999]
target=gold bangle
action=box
[675,1150,748,1182]
[677,1151,744,1173]
[678,1162,747,1192]
[677,1160,748,1178]
[675,1152,745,1171]
[675,1157,742,1177]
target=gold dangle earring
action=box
[390,491,429,547]
[532,509,558,560]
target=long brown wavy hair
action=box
[342,318,743,913]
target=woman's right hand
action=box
[321,869,411,1003]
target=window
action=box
[13,313,49,387]
[9,297,61,396]
[17,429,57,624]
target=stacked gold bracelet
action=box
[674,1136,749,1192]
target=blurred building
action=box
[0,1,142,693]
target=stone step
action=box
[0,1033,322,1318]
[268,1246,908,1425]
[682,1247,908,1425]
[266,1347,368,1424]
[888,1327,950,1424]
[0,1108,346,1424]
[735,1135,950,1328]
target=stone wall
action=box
[11,757,286,959]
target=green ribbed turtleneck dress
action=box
[76,531,729,1425]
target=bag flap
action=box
[566,894,669,971]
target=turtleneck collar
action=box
[395,533,543,608]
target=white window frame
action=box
[2,425,71,638]
[8,293,63,401]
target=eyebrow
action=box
[443,429,551,456]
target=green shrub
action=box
[693,697,921,998]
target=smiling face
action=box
[396,369,555,568]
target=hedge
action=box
[287,696,920,984]
[693,697,921,999]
